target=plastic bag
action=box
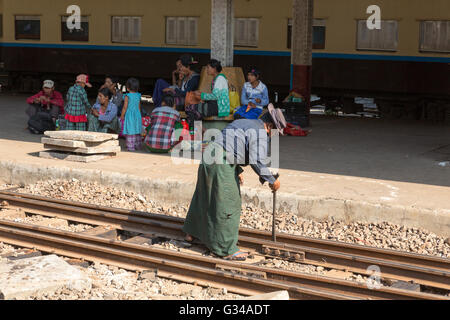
[284,123,310,137]
[229,85,240,113]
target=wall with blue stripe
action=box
[1,42,450,64]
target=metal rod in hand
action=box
[272,190,277,242]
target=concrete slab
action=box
[0,254,92,300]
[41,137,119,148]
[44,130,118,142]
[244,290,290,300]
[43,144,121,154]
[39,151,116,163]
[0,94,449,236]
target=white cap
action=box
[43,80,54,88]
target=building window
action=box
[356,20,398,51]
[112,16,141,43]
[419,21,450,53]
[287,19,326,49]
[61,16,89,42]
[166,17,198,45]
[15,15,41,40]
[234,18,259,47]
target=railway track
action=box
[0,191,449,300]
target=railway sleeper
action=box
[215,264,267,280]
[261,244,305,262]
[0,220,448,300]
[1,193,449,293]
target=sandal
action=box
[223,250,248,261]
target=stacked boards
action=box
[40,131,121,163]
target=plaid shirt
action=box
[65,84,91,117]
[144,107,180,150]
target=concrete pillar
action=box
[211,0,234,67]
[291,0,314,107]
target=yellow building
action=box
[0,0,449,104]
[1,0,449,55]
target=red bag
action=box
[284,123,309,136]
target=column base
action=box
[290,64,312,107]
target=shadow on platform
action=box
[1,94,449,187]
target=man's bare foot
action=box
[185,234,194,242]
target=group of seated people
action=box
[152,55,270,124]
[26,74,143,152]
[25,54,271,153]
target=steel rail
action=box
[1,191,449,291]
[0,219,447,300]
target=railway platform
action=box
[0,94,449,236]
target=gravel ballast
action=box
[1,179,448,300]
[16,179,450,258]
[0,243,243,300]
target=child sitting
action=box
[144,95,181,153]
[121,78,143,151]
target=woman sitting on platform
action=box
[234,67,269,120]
[88,87,120,133]
[162,54,200,109]
[98,76,124,117]
[152,58,183,108]
[187,59,230,127]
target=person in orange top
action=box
[26,80,64,124]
